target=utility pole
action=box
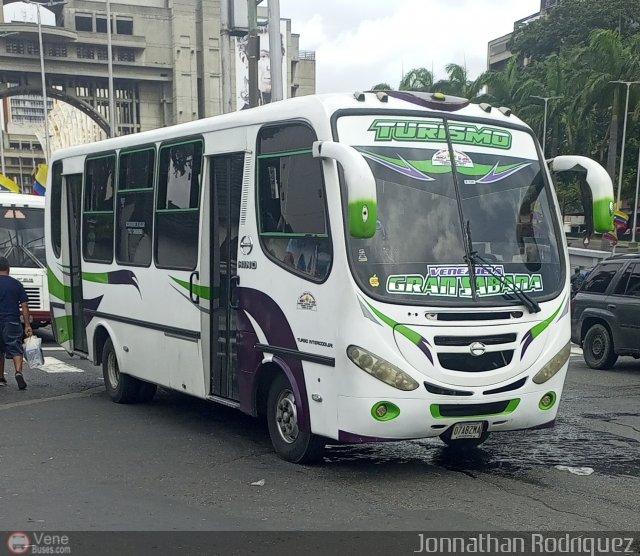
[220,0,232,113]
[268,0,283,102]
[247,0,259,108]
[106,0,117,137]
[36,3,51,162]
[530,95,563,157]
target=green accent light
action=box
[430,399,520,419]
[433,92,446,100]
[371,401,400,422]
[539,391,557,410]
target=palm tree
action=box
[436,63,486,100]
[399,68,434,91]
[370,83,393,91]
[573,30,640,182]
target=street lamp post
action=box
[24,0,67,163]
[530,95,563,157]
[106,0,116,137]
[609,80,640,210]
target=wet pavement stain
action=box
[323,413,640,478]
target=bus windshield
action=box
[337,115,564,306]
[0,207,46,268]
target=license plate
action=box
[450,422,484,440]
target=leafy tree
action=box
[370,83,393,91]
[399,68,434,91]
[512,0,640,61]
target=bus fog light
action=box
[371,401,400,421]
[347,345,419,391]
[539,391,557,410]
[532,342,571,384]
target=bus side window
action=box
[256,123,332,282]
[83,154,116,263]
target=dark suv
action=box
[571,254,640,369]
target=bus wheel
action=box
[439,428,490,450]
[583,324,618,369]
[267,374,325,464]
[102,338,140,404]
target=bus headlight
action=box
[347,345,419,391]
[532,342,571,384]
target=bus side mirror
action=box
[549,156,614,234]
[313,141,377,238]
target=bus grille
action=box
[438,350,514,372]
[24,287,41,310]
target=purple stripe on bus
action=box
[417,338,434,364]
[338,430,402,443]
[520,332,534,359]
[238,287,310,432]
[236,310,262,417]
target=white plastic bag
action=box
[24,335,45,369]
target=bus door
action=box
[206,153,245,400]
[65,174,88,354]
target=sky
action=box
[279,0,541,93]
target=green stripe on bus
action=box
[47,268,72,303]
[170,276,213,301]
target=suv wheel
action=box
[583,324,618,369]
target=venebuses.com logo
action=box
[6,532,71,554]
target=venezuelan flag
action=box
[0,173,20,193]
[32,163,48,196]
[614,209,629,232]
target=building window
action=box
[96,17,113,34]
[26,42,40,55]
[75,14,93,32]
[116,18,133,35]
[155,139,203,270]
[48,44,67,57]
[77,46,95,59]
[97,47,108,60]
[116,148,155,266]
[6,41,24,54]
[117,48,135,62]
[83,154,115,263]
[257,123,332,282]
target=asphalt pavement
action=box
[1,332,639,533]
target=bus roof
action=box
[50,91,531,162]
[0,193,45,207]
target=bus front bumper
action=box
[336,388,562,442]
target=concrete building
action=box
[487,0,559,72]
[0,0,316,192]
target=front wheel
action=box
[583,324,618,369]
[266,374,325,463]
[439,428,490,450]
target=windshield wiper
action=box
[464,220,541,314]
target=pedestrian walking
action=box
[0,256,33,389]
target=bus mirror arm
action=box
[313,141,378,239]
[549,155,614,235]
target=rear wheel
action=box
[266,373,325,463]
[439,427,490,450]
[102,338,141,404]
[583,324,618,369]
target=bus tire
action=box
[583,324,618,369]
[102,338,140,404]
[439,428,490,450]
[266,373,325,464]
